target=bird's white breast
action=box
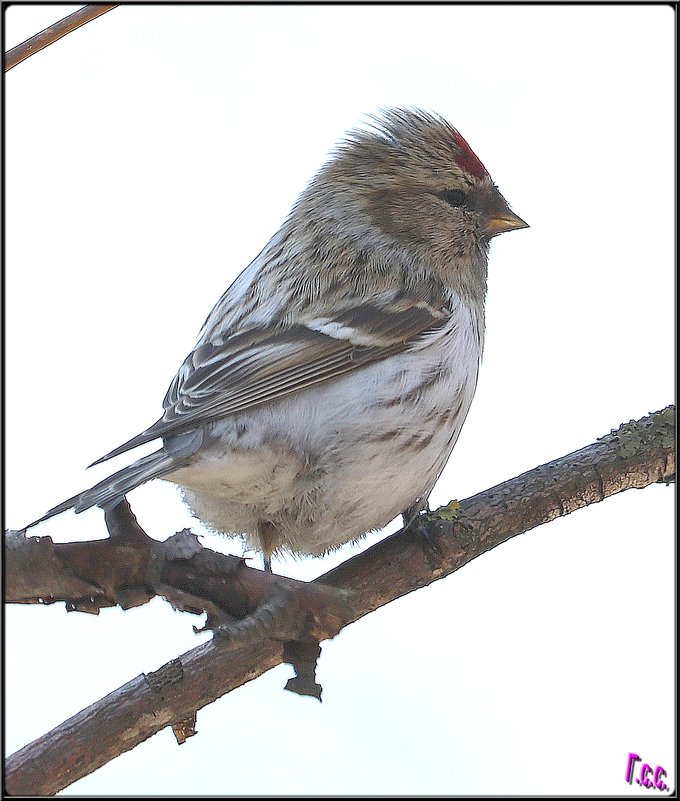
[171,291,483,556]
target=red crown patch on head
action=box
[451,130,488,180]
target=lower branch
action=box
[4,405,674,795]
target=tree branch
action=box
[4,4,118,72]
[6,508,353,646]
[4,406,674,795]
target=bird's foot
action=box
[402,500,443,568]
[257,520,277,573]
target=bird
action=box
[25,108,528,570]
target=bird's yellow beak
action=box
[484,210,529,237]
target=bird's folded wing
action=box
[92,297,450,464]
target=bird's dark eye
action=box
[441,189,467,208]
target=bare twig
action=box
[4,406,674,795]
[4,4,118,72]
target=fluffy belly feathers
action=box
[167,308,481,557]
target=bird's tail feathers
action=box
[24,450,177,530]
[88,423,162,467]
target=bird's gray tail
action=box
[24,449,177,529]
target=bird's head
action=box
[290,108,528,305]
[333,108,527,250]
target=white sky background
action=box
[3,3,675,795]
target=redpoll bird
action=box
[26,109,527,569]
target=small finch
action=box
[27,109,527,569]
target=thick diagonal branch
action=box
[4,406,674,795]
